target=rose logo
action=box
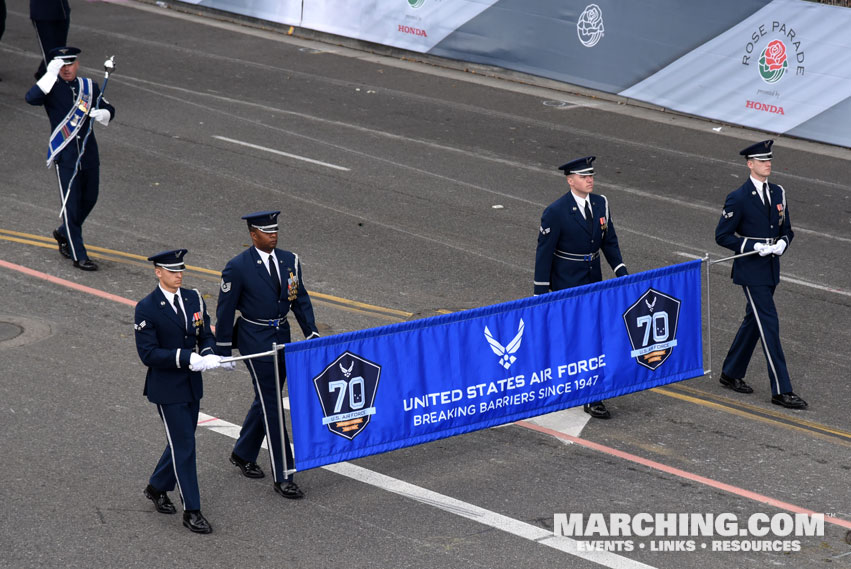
[407,0,425,8]
[759,39,788,84]
[577,4,605,48]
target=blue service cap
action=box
[740,140,773,161]
[558,156,596,176]
[147,249,188,272]
[242,210,280,233]
[47,46,81,63]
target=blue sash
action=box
[46,78,94,168]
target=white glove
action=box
[201,354,221,371]
[770,240,787,256]
[754,243,771,257]
[189,352,206,372]
[90,109,111,126]
[220,360,236,372]
[36,58,65,94]
[47,58,66,75]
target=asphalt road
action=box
[1,1,850,568]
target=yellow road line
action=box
[1,229,412,319]
[0,235,58,250]
[5,229,850,446]
[653,386,851,447]
[669,383,851,438]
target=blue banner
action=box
[286,260,704,471]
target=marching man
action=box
[215,211,320,500]
[134,249,224,534]
[25,46,115,271]
[534,156,630,419]
[715,140,806,409]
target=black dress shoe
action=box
[771,392,808,409]
[143,484,176,514]
[73,259,98,271]
[230,452,265,479]
[274,481,304,500]
[52,230,72,258]
[583,401,611,419]
[719,373,754,394]
[183,510,212,534]
[52,229,68,244]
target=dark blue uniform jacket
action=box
[134,287,216,405]
[25,78,115,169]
[715,179,793,286]
[215,247,318,358]
[534,192,626,294]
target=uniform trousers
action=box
[32,17,70,76]
[150,400,201,511]
[722,284,792,395]
[233,353,294,484]
[56,165,98,262]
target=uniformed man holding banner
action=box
[534,156,629,419]
[25,46,115,271]
[715,140,806,409]
[134,249,221,534]
[215,211,320,500]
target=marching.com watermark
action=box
[554,512,825,552]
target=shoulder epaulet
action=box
[776,184,787,209]
[192,288,205,311]
[599,194,610,221]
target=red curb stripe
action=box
[516,420,851,530]
[0,259,137,307]
[4,257,847,532]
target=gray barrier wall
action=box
[178,0,851,148]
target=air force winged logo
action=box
[623,289,681,370]
[484,319,525,369]
[313,351,381,440]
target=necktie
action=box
[762,183,771,217]
[173,294,186,331]
[268,256,282,296]
[584,200,593,232]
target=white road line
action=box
[676,252,851,297]
[327,462,656,569]
[197,412,655,569]
[603,183,851,246]
[513,407,590,439]
[213,135,351,171]
[123,76,848,248]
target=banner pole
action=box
[709,249,760,265]
[704,253,712,378]
[272,343,296,477]
[705,249,762,377]
[219,349,277,364]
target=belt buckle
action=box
[269,318,280,328]
[584,254,593,262]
